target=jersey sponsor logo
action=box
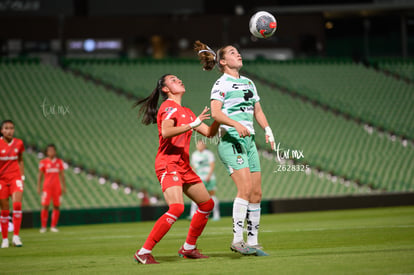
[240,106,254,112]
[0,156,18,161]
[236,155,244,165]
[215,80,220,85]
[232,83,254,90]
[46,168,60,173]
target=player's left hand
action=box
[265,126,275,150]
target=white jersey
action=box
[191,149,215,182]
[210,73,260,138]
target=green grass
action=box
[1,206,414,274]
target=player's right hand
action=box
[198,106,211,122]
[191,106,211,128]
[235,122,250,138]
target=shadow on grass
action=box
[155,252,245,263]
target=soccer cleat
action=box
[40,227,47,233]
[50,227,59,233]
[134,251,159,264]
[249,244,269,256]
[178,246,209,259]
[12,235,22,247]
[230,241,256,255]
[1,239,9,248]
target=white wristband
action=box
[264,126,275,143]
[189,117,202,129]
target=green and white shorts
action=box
[217,134,261,175]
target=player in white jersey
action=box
[190,140,220,220]
[194,41,276,256]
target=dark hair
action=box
[133,74,170,125]
[194,40,232,72]
[46,143,56,150]
[0,120,14,137]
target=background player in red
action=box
[0,120,25,248]
[133,74,219,264]
[37,144,66,233]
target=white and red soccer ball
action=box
[249,11,277,39]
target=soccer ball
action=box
[249,11,277,39]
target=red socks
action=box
[12,202,22,236]
[186,198,214,245]
[142,203,184,251]
[1,210,9,239]
[41,209,49,228]
[51,210,60,228]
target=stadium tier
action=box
[65,59,414,192]
[242,59,414,139]
[1,59,412,211]
[370,58,414,82]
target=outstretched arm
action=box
[194,120,220,138]
[162,107,210,139]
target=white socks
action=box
[183,242,196,250]
[212,195,220,219]
[232,197,249,244]
[247,203,261,246]
[138,247,152,255]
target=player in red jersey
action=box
[132,74,219,264]
[0,120,25,248]
[37,144,66,233]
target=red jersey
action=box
[155,99,197,172]
[39,158,64,189]
[0,137,24,178]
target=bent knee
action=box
[168,203,185,218]
[198,198,214,212]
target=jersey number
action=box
[232,143,243,154]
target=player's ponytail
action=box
[133,74,170,125]
[0,119,14,137]
[194,40,218,71]
[194,40,230,72]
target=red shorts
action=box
[0,174,24,199]
[41,187,62,207]
[156,167,202,192]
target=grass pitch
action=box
[1,206,414,274]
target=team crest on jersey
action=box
[14,148,18,153]
[236,155,244,165]
[173,175,179,182]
